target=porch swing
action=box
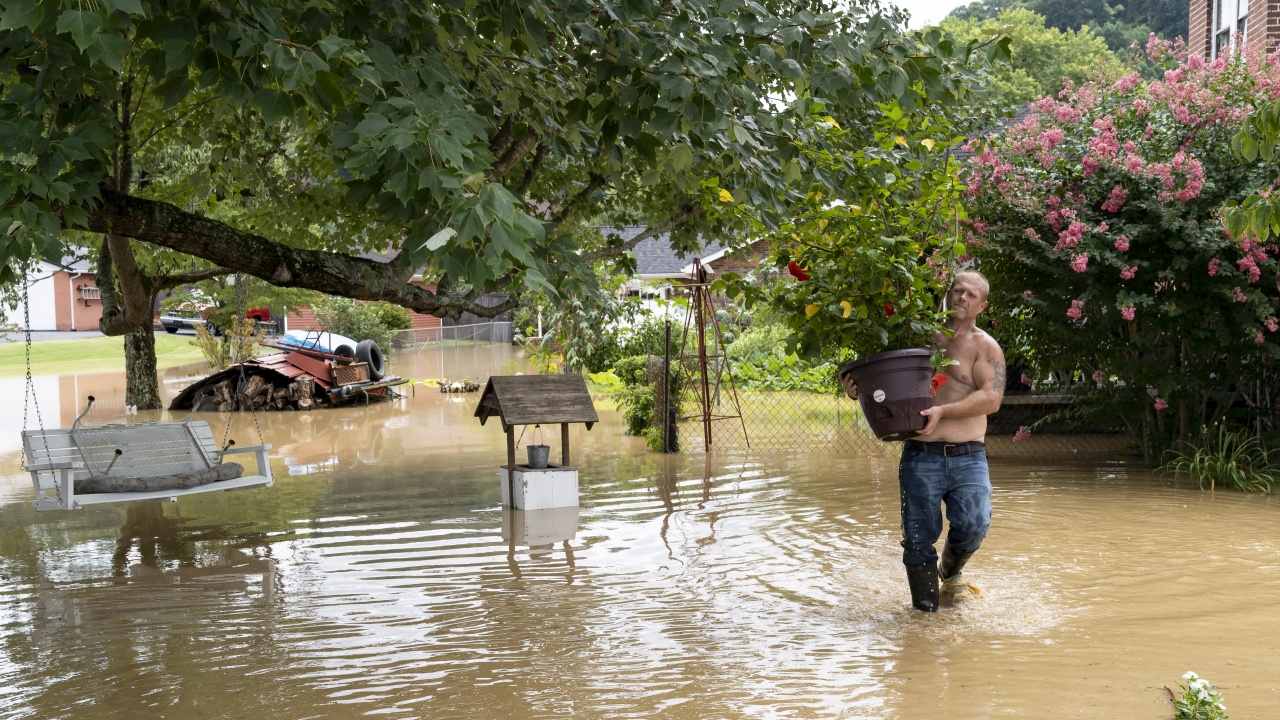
[19,278,274,512]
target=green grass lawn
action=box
[0,333,211,377]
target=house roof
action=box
[954,105,1034,160]
[597,226,726,278]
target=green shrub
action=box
[1161,425,1279,494]
[727,323,792,362]
[613,355,651,386]
[616,383,656,437]
[601,354,681,446]
[312,297,392,351]
[730,353,840,394]
[577,315,673,374]
[367,302,412,332]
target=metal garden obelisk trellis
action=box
[674,258,748,451]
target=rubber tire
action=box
[333,345,355,364]
[164,327,178,334]
[356,339,386,380]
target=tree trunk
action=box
[124,323,162,410]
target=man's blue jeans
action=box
[898,446,992,567]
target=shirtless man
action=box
[842,270,1006,612]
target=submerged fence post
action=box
[664,320,676,453]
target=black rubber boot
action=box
[939,543,975,582]
[905,562,939,612]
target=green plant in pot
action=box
[731,107,970,440]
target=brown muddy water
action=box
[1,344,1278,719]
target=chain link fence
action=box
[389,322,514,351]
[674,388,1131,457]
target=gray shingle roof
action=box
[597,226,726,277]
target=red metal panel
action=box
[281,352,335,389]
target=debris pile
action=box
[170,340,407,412]
[439,378,482,393]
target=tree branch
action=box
[79,189,514,320]
[154,266,235,292]
[488,116,513,156]
[490,133,539,183]
[516,142,549,198]
[552,172,606,226]
[579,203,701,262]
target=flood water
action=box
[2,344,1278,719]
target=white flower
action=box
[1182,671,1198,681]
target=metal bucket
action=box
[526,444,551,469]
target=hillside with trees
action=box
[937,8,1119,111]
[946,0,1188,55]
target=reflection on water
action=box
[1,345,1279,719]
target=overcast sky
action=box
[887,0,971,28]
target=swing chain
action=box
[20,276,51,467]
[219,273,265,450]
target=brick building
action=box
[1189,0,1279,58]
[283,279,444,334]
[3,259,102,332]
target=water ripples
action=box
[4,444,1280,718]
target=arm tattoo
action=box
[988,357,1006,396]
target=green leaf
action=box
[423,227,456,251]
[102,0,144,14]
[56,9,102,51]
[87,33,130,72]
[783,158,802,184]
[255,88,294,126]
[354,113,390,136]
[478,185,516,225]
[160,77,191,110]
[669,145,693,172]
[952,242,966,255]
[0,0,44,31]
[164,28,196,72]
[523,267,555,294]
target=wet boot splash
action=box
[905,562,939,612]
[939,543,973,581]
[938,543,982,606]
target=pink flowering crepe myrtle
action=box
[960,39,1280,454]
[968,40,1280,324]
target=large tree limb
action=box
[579,203,701,262]
[96,235,156,335]
[81,189,519,320]
[490,133,539,183]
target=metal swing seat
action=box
[22,396,274,512]
[16,276,272,512]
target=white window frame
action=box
[1213,0,1249,59]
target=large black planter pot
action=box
[840,348,934,441]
